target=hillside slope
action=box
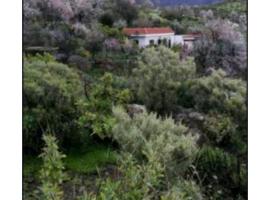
[150,0,223,6]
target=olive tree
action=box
[132,46,196,115]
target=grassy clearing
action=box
[23,144,117,177]
[65,145,117,174]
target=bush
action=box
[202,113,237,145]
[23,55,83,152]
[179,69,246,121]
[112,106,198,177]
[195,146,243,199]
[77,73,131,139]
[88,153,202,200]
[39,134,67,200]
[132,46,196,115]
[193,19,247,77]
[177,69,247,198]
[161,180,203,200]
[84,152,164,200]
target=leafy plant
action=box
[77,73,131,139]
[133,46,196,114]
[23,54,84,152]
[112,106,198,178]
[161,180,203,200]
[39,134,67,200]
[91,152,164,200]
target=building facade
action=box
[123,27,200,49]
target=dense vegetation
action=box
[23,0,247,199]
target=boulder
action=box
[188,112,205,121]
[127,104,146,117]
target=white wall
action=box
[173,35,184,46]
[130,34,187,48]
[137,34,175,48]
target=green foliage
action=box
[112,106,198,177]
[39,134,67,200]
[88,152,202,200]
[23,54,84,152]
[210,1,247,19]
[133,46,196,114]
[177,69,247,198]
[203,113,237,145]
[23,1,247,199]
[65,145,117,174]
[196,146,237,177]
[91,153,164,200]
[101,26,125,40]
[23,155,42,178]
[179,69,246,120]
[114,0,139,26]
[24,144,117,179]
[161,180,203,200]
[26,53,56,63]
[77,73,131,139]
[195,146,242,199]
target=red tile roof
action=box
[123,27,174,36]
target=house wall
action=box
[129,34,194,49]
[129,33,175,48]
[184,40,194,50]
[173,35,184,46]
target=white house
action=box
[123,27,200,49]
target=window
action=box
[162,38,167,45]
[150,40,155,46]
[134,39,139,45]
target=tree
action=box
[132,46,196,114]
[39,134,67,200]
[193,19,247,77]
[114,0,139,26]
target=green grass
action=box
[23,144,117,177]
[65,145,117,174]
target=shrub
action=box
[132,46,196,114]
[161,180,203,200]
[91,153,164,200]
[23,55,83,152]
[177,69,247,198]
[89,152,202,200]
[112,106,198,177]
[39,134,67,200]
[202,113,237,145]
[178,69,246,122]
[77,73,131,139]
[195,146,240,198]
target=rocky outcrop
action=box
[127,104,146,117]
